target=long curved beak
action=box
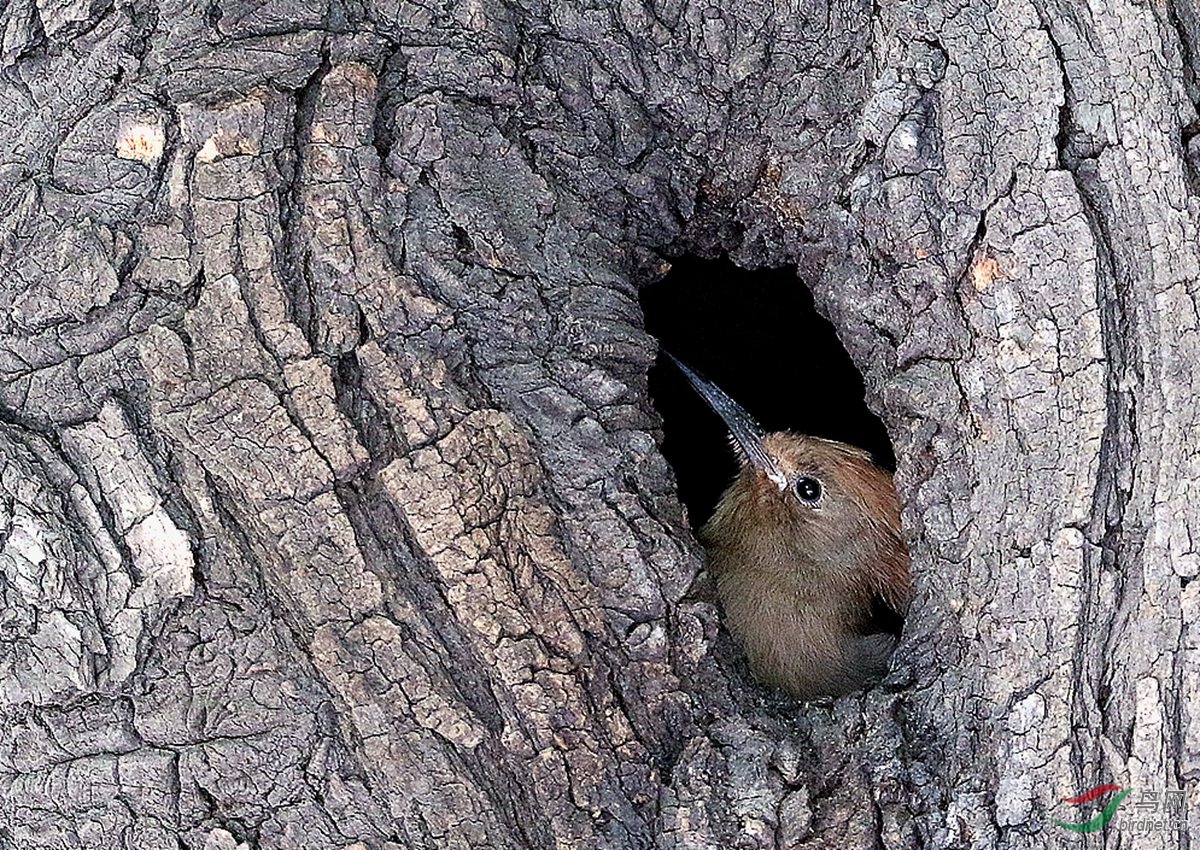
[664,352,788,490]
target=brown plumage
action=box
[669,354,911,699]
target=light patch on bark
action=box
[114,114,165,164]
[60,400,195,684]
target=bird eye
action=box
[794,476,822,504]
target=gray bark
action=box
[0,0,1196,848]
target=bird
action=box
[666,352,911,699]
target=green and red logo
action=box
[1051,784,1130,833]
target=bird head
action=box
[666,352,907,606]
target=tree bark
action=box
[1,0,1197,848]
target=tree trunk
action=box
[1,0,1196,847]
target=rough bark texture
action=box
[1,0,1197,848]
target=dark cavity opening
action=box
[641,255,895,530]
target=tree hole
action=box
[641,255,895,530]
